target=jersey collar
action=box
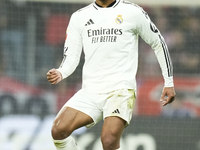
[93,0,120,9]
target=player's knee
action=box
[101,132,120,150]
[51,122,72,140]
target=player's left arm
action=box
[135,6,176,106]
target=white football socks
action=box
[53,136,79,150]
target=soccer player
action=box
[47,0,176,149]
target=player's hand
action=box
[160,87,176,106]
[47,68,62,85]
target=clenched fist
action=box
[47,68,62,85]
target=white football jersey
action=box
[57,0,174,93]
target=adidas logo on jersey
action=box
[112,109,120,114]
[85,19,94,26]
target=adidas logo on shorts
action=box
[112,109,120,114]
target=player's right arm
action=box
[47,12,83,84]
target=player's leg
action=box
[101,116,126,150]
[52,106,93,150]
[101,89,136,150]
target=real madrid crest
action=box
[115,15,123,24]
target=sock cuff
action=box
[53,137,70,148]
[53,136,78,149]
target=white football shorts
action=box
[64,88,136,128]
